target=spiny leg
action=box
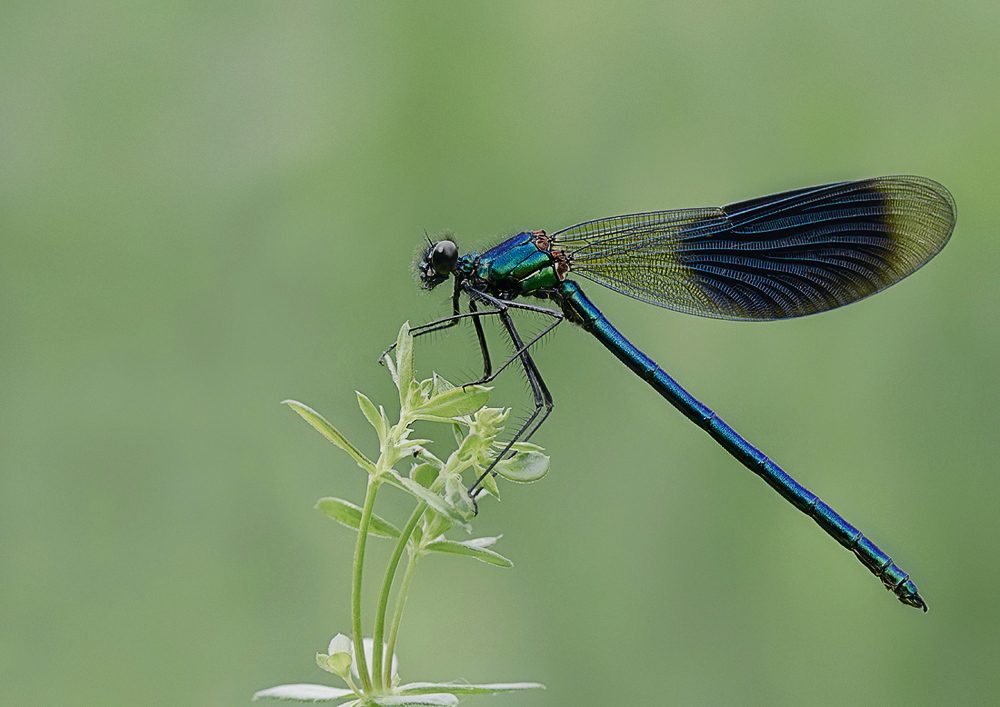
[492,306,556,454]
[378,285,464,363]
[462,288,565,387]
[468,297,493,380]
[469,309,553,498]
[465,290,557,498]
[465,289,562,441]
[378,302,503,366]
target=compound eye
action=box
[430,240,458,274]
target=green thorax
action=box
[466,231,566,296]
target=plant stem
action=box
[352,476,380,694]
[372,501,427,690]
[384,548,419,687]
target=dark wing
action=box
[550,176,956,320]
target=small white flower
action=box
[316,633,354,679]
[328,634,352,656]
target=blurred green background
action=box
[2,1,998,705]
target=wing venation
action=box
[550,176,955,320]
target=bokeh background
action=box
[2,2,998,705]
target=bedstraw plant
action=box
[253,323,549,705]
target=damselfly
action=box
[391,176,955,610]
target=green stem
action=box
[372,501,427,690]
[379,473,453,686]
[384,548,420,686]
[351,477,380,694]
[344,674,362,698]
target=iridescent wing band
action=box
[551,176,956,320]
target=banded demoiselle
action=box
[397,176,955,610]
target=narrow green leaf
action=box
[493,450,549,483]
[479,471,501,499]
[388,473,455,519]
[383,348,399,387]
[316,497,401,538]
[413,446,444,467]
[356,392,387,441]
[397,438,433,457]
[424,539,513,568]
[385,471,471,531]
[282,400,375,473]
[462,535,501,549]
[507,441,545,452]
[398,682,545,695]
[252,683,356,701]
[395,322,414,405]
[415,386,490,419]
[372,695,458,707]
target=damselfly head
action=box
[417,239,459,289]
